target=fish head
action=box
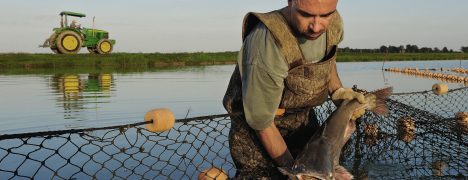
[278,164,334,180]
[278,137,335,179]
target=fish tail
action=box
[369,87,393,116]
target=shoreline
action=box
[0,52,466,71]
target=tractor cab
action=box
[59,11,86,29]
[40,11,116,54]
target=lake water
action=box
[0,60,467,179]
[0,60,467,134]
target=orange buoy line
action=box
[384,67,468,84]
[450,67,468,74]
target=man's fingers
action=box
[356,93,366,104]
[351,108,366,121]
[332,88,367,104]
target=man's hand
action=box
[332,88,366,103]
[332,88,367,120]
[256,121,294,167]
[351,108,365,121]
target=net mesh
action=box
[0,87,467,179]
[341,87,468,180]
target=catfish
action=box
[279,87,393,180]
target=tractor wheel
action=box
[96,39,113,54]
[87,47,98,54]
[56,31,82,54]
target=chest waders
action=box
[223,10,343,179]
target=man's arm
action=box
[329,61,343,95]
[329,60,367,120]
[240,22,292,167]
[256,121,294,167]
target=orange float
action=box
[198,167,228,180]
[432,83,448,95]
[144,108,175,132]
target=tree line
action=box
[338,45,468,53]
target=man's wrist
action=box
[273,150,294,167]
[331,87,345,100]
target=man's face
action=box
[288,0,338,40]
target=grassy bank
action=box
[0,52,237,69]
[0,52,466,70]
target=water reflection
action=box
[50,73,114,120]
[52,74,82,101]
[0,60,466,134]
[86,73,113,93]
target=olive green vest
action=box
[223,10,343,113]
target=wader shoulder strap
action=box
[325,11,343,56]
[242,11,304,69]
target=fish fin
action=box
[335,165,354,180]
[369,87,393,116]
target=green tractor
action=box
[40,11,116,54]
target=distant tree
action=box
[415,45,420,52]
[405,44,412,53]
[399,45,405,53]
[420,47,432,53]
[388,46,400,53]
[407,44,419,53]
[343,47,350,53]
[338,45,461,53]
[442,47,449,53]
[461,46,468,53]
[380,45,388,53]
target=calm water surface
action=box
[0,60,467,134]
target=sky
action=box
[0,0,467,53]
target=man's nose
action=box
[309,16,323,33]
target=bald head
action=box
[284,0,338,40]
[289,0,338,4]
[290,0,338,13]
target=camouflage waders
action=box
[223,10,343,179]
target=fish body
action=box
[279,87,392,180]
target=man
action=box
[223,0,366,179]
[70,20,80,29]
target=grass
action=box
[0,52,237,69]
[0,52,466,72]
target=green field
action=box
[0,52,237,69]
[0,52,466,71]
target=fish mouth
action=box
[278,167,329,180]
[298,173,329,180]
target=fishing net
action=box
[341,87,468,180]
[0,87,467,179]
